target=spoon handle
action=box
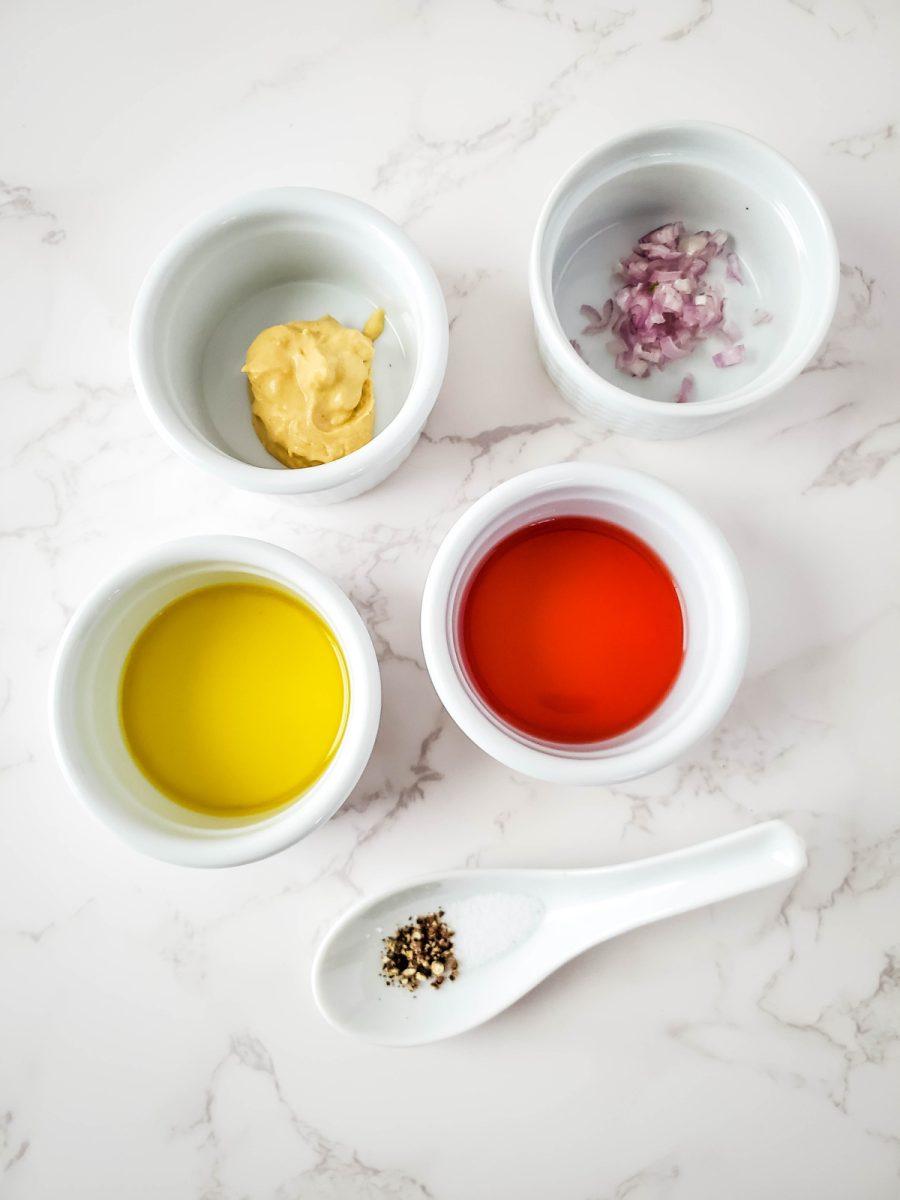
[560,820,806,950]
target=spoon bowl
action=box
[312,821,806,1046]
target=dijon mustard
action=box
[242,310,384,468]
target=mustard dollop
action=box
[242,310,384,468]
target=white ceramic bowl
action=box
[421,464,748,784]
[530,122,839,438]
[49,536,381,867]
[130,189,448,501]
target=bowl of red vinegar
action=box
[421,463,748,784]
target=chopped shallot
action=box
[751,309,772,325]
[726,252,743,284]
[712,344,746,368]
[570,338,585,360]
[580,300,613,333]
[676,374,694,403]
[577,220,764,400]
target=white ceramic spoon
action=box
[312,820,806,1047]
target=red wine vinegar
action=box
[458,516,684,744]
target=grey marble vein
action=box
[830,121,896,158]
[183,1032,435,1199]
[0,181,65,243]
[788,0,878,39]
[803,261,878,374]
[492,0,637,39]
[662,0,713,41]
[807,415,900,489]
[0,1112,30,1174]
[373,30,637,225]
[591,1162,681,1200]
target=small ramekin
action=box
[530,122,839,438]
[130,189,448,501]
[49,536,381,867]
[421,464,748,784]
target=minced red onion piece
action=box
[712,344,746,368]
[570,338,585,360]
[726,252,743,284]
[751,309,772,325]
[676,374,695,403]
[580,300,613,333]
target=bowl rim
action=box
[528,120,840,420]
[48,535,382,867]
[421,463,749,784]
[129,187,449,495]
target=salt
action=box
[442,893,544,970]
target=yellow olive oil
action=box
[119,582,348,816]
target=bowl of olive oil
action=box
[49,536,380,867]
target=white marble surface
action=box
[2,0,899,1196]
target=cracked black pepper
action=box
[381,910,459,992]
